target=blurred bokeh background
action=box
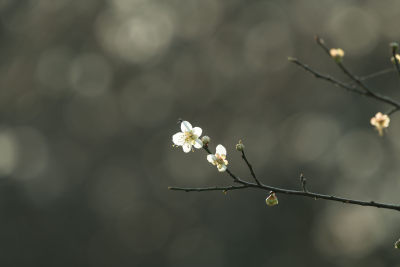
[0,0,399,266]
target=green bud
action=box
[235,140,245,152]
[395,239,400,249]
[390,42,399,52]
[201,136,210,145]
[266,192,278,206]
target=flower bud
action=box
[266,192,278,206]
[201,136,210,145]
[329,48,345,63]
[370,112,390,136]
[395,239,400,249]
[391,54,400,64]
[390,42,399,52]
[235,140,245,152]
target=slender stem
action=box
[315,36,367,91]
[314,36,400,110]
[360,68,395,81]
[241,150,261,185]
[314,35,331,55]
[170,144,400,212]
[170,177,400,211]
[387,106,400,115]
[289,57,400,111]
[337,62,374,94]
[226,169,243,183]
[169,185,248,192]
[392,49,400,77]
[289,57,365,95]
[204,146,247,185]
[300,173,307,192]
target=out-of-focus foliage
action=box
[0,0,399,266]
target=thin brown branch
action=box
[300,173,307,192]
[314,35,400,111]
[392,47,400,77]
[203,146,247,185]
[387,106,400,115]
[170,176,400,211]
[289,57,400,111]
[169,185,248,192]
[171,173,400,212]
[288,57,365,95]
[170,144,400,212]
[241,150,261,185]
[360,68,395,81]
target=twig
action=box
[387,106,400,115]
[170,175,400,211]
[170,146,400,212]
[300,173,307,192]
[360,68,395,81]
[203,146,247,185]
[288,57,365,95]
[169,185,248,192]
[241,150,261,185]
[289,57,400,110]
[391,47,400,77]
[314,35,400,111]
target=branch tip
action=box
[314,35,324,44]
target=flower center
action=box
[376,119,386,126]
[215,154,226,165]
[184,131,198,144]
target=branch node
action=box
[300,173,307,192]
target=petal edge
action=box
[181,121,192,132]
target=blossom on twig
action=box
[207,144,228,172]
[370,112,390,136]
[391,54,400,64]
[395,239,400,249]
[330,48,345,62]
[172,120,203,153]
[266,192,278,206]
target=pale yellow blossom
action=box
[370,112,390,136]
[391,54,400,64]
[330,48,345,62]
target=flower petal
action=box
[172,132,185,146]
[218,164,227,172]
[192,127,202,137]
[193,138,203,148]
[181,121,192,132]
[383,119,390,127]
[207,154,217,164]
[182,143,192,153]
[216,144,227,156]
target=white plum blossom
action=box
[172,121,203,153]
[207,144,228,172]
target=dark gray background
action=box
[0,0,399,266]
